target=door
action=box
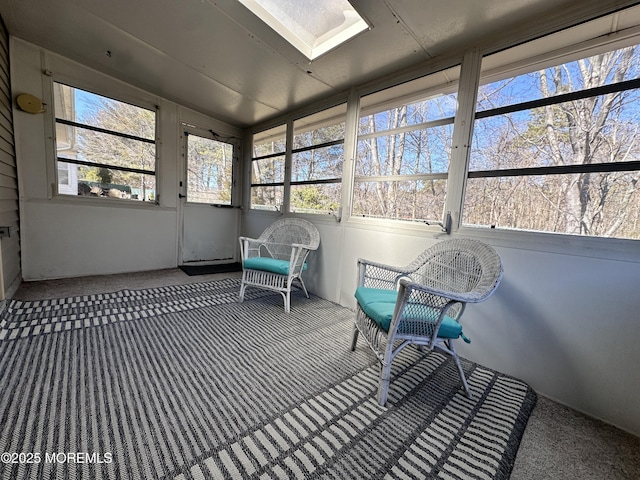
[179,127,240,265]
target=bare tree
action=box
[466,46,640,239]
[538,47,639,236]
[77,99,156,199]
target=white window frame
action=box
[182,125,236,206]
[290,103,347,216]
[352,69,461,228]
[49,79,158,204]
[249,124,287,212]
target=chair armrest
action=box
[240,239,312,269]
[239,236,262,260]
[357,257,412,289]
[399,278,481,304]
[239,236,258,244]
[292,242,318,251]
[388,279,465,345]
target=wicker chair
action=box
[238,218,320,313]
[350,238,503,406]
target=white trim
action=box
[445,48,482,232]
[458,225,640,263]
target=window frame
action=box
[182,127,237,206]
[463,44,640,241]
[51,80,159,204]
[352,81,459,225]
[289,103,347,215]
[249,123,287,212]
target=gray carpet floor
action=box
[12,268,640,479]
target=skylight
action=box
[238,0,369,60]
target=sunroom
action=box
[0,0,639,478]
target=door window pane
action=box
[186,134,234,204]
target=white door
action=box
[179,128,240,265]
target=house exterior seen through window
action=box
[53,83,157,202]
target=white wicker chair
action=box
[350,238,503,406]
[238,218,320,313]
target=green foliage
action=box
[97,168,112,184]
[291,185,339,212]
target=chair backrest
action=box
[411,238,503,303]
[258,218,320,260]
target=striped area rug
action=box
[0,278,536,480]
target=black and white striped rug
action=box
[0,278,536,479]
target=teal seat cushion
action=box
[354,287,399,307]
[243,257,307,275]
[355,286,463,339]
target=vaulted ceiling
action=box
[0,0,638,128]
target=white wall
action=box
[12,39,242,280]
[20,201,177,278]
[456,241,640,437]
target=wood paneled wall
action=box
[0,17,21,299]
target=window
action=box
[291,104,346,214]
[354,68,460,222]
[237,0,368,60]
[464,42,640,240]
[251,124,286,210]
[53,82,157,201]
[185,132,234,204]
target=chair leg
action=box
[377,361,392,406]
[448,340,471,398]
[238,281,246,303]
[350,326,359,351]
[283,290,291,313]
[297,277,310,298]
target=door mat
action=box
[179,262,242,276]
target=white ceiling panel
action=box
[387,0,551,56]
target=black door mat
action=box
[179,263,243,276]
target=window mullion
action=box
[355,173,448,182]
[445,48,482,232]
[357,116,455,141]
[55,118,155,144]
[341,89,359,223]
[58,157,155,176]
[283,118,293,214]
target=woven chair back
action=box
[413,239,503,302]
[258,218,320,261]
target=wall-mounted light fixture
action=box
[16,93,46,114]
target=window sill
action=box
[457,225,640,264]
[27,194,166,211]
